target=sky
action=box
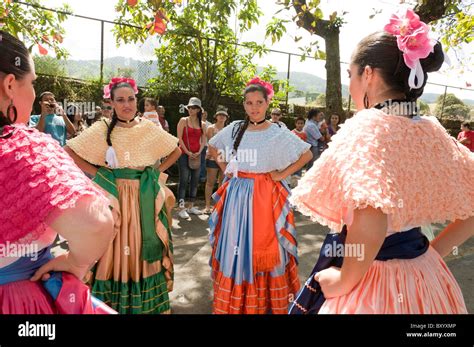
[39,0,474,99]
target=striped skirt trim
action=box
[212,255,300,314]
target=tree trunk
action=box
[291,0,344,119]
[324,30,344,118]
[201,86,220,116]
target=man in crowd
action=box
[29,91,76,146]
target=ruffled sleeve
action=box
[0,125,108,245]
[208,121,238,151]
[149,124,179,159]
[66,120,109,166]
[67,120,179,167]
[273,127,311,171]
[290,109,474,232]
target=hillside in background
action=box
[47,57,474,106]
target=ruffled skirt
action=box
[91,178,174,314]
[209,173,300,314]
[319,246,467,314]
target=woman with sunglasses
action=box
[176,97,207,219]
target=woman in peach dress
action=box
[289,9,473,314]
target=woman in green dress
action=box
[65,77,181,314]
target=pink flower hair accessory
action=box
[246,77,274,100]
[384,8,437,89]
[103,77,139,99]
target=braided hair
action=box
[232,83,269,154]
[106,82,135,147]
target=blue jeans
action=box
[178,153,200,203]
[200,146,208,181]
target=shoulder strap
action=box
[185,117,191,153]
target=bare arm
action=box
[177,118,191,156]
[209,144,227,173]
[61,113,77,136]
[206,125,214,142]
[36,114,47,133]
[31,194,115,281]
[431,216,474,258]
[270,149,313,181]
[55,106,76,135]
[64,145,98,177]
[315,207,387,298]
[339,207,387,291]
[158,147,182,172]
[198,124,207,154]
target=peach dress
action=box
[291,108,474,314]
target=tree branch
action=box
[291,0,337,38]
[414,0,449,23]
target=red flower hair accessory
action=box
[246,76,274,100]
[103,77,139,99]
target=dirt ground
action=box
[167,203,474,314]
[51,201,473,314]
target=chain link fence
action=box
[20,1,474,122]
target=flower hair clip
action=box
[246,77,275,100]
[384,8,437,89]
[103,77,139,99]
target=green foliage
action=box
[270,0,345,117]
[435,93,471,118]
[265,17,289,44]
[32,75,104,114]
[33,56,66,76]
[432,1,473,50]
[257,65,294,108]
[0,0,70,59]
[113,0,288,111]
[314,93,325,106]
[418,100,431,114]
[115,67,135,78]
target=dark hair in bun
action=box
[351,31,444,102]
[0,30,32,127]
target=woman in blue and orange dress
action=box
[207,77,313,314]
